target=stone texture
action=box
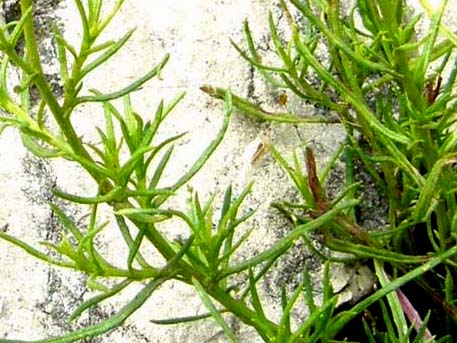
[0,0,446,342]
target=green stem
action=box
[19,0,97,176]
[207,285,278,341]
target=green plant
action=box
[0,0,255,341]
[202,0,457,341]
[2,0,457,342]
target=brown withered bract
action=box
[250,141,268,166]
[277,92,288,107]
[425,75,442,105]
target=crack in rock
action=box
[2,0,64,101]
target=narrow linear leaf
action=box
[148,146,175,191]
[115,215,151,269]
[21,134,63,158]
[374,261,408,340]
[192,278,239,343]
[277,282,303,342]
[77,54,169,104]
[70,279,132,321]
[9,6,33,48]
[161,90,234,201]
[150,310,228,325]
[414,153,457,222]
[127,227,146,270]
[242,19,286,87]
[290,296,338,342]
[80,29,135,80]
[0,231,74,269]
[52,25,70,84]
[396,288,433,339]
[53,186,124,204]
[414,0,447,84]
[201,85,338,124]
[50,204,83,242]
[163,92,186,119]
[248,269,269,325]
[96,0,126,36]
[74,0,90,40]
[1,275,172,343]
[230,38,289,73]
[220,199,359,277]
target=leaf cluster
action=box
[2,0,457,342]
[204,0,457,341]
[0,0,265,342]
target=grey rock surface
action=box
[1,0,446,341]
